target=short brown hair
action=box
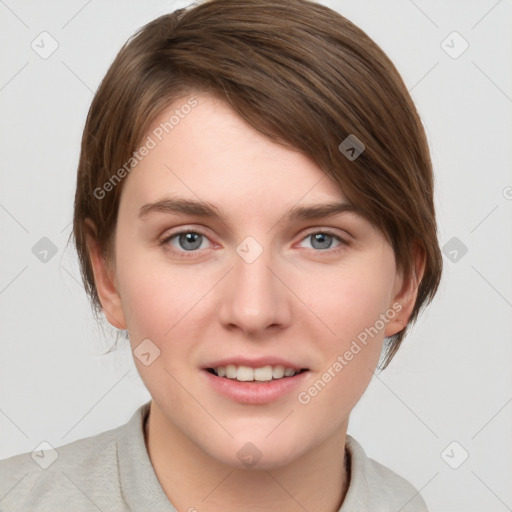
[72,0,442,369]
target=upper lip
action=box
[203,357,308,371]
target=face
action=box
[90,92,413,470]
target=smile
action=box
[202,364,310,404]
[207,364,308,382]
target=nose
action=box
[218,244,292,337]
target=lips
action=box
[202,364,310,404]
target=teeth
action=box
[225,364,237,379]
[237,366,254,381]
[254,366,273,381]
[272,365,285,379]
[212,364,302,382]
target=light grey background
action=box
[1,1,511,511]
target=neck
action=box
[144,401,350,512]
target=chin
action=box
[207,437,305,471]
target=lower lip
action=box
[202,369,310,405]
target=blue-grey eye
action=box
[177,232,203,251]
[309,232,336,250]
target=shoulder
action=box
[341,435,429,512]
[0,415,132,512]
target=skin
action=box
[86,93,424,512]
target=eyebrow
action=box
[138,197,358,224]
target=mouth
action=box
[202,364,310,404]
[205,364,309,383]
[201,358,311,404]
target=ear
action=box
[84,219,127,330]
[385,243,426,337]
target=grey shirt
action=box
[0,402,428,511]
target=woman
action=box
[0,1,442,510]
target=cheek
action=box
[113,235,221,363]
[118,266,207,342]
[330,281,391,341]
[300,252,397,407]
[309,261,396,347]
[113,251,210,398]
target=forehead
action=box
[119,93,348,218]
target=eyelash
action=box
[159,229,349,259]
